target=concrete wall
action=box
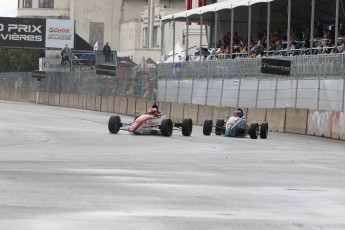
[2,89,345,141]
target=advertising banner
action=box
[39,58,70,72]
[261,58,292,76]
[0,17,75,49]
[45,19,74,49]
[0,17,46,48]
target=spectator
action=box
[61,44,71,65]
[103,42,112,62]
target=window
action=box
[23,0,32,8]
[152,26,159,47]
[186,0,192,10]
[142,28,148,48]
[39,0,54,8]
[198,0,216,7]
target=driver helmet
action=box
[150,108,158,116]
[234,109,242,117]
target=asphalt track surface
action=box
[1,101,345,230]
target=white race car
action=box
[108,107,193,137]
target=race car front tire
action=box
[182,118,193,136]
[260,122,268,139]
[215,119,224,135]
[203,119,213,135]
[108,115,121,134]
[161,119,173,137]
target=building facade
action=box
[16,0,186,63]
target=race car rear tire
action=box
[161,119,173,137]
[182,118,193,136]
[215,119,224,135]
[249,123,259,139]
[203,119,213,135]
[108,115,121,134]
[260,122,268,139]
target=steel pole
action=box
[231,8,234,57]
[173,18,176,63]
[267,2,271,56]
[335,0,340,52]
[248,6,251,54]
[310,0,315,54]
[186,16,189,58]
[287,0,291,55]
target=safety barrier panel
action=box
[170,103,184,122]
[183,104,199,125]
[331,112,345,140]
[68,94,79,108]
[197,105,214,126]
[2,89,345,141]
[159,102,172,118]
[211,106,230,124]
[266,108,286,132]
[246,108,267,124]
[285,108,308,134]
[307,110,332,138]
[119,97,128,115]
[135,99,147,115]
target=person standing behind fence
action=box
[61,44,71,65]
[103,42,111,62]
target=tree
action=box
[0,48,42,72]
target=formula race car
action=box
[203,108,268,139]
[108,107,193,137]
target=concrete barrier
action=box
[78,94,87,109]
[86,95,96,110]
[135,98,147,115]
[48,93,60,106]
[29,91,37,103]
[211,106,230,123]
[197,105,214,126]
[38,92,49,105]
[183,103,199,125]
[246,108,267,124]
[68,94,79,108]
[95,96,102,111]
[170,103,184,122]
[106,96,115,113]
[285,108,308,134]
[113,96,121,114]
[331,112,345,140]
[21,91,31,103]
[119,97,128,115]
[159,101,171,118]
[16,91,24,102]
[266,108,286,132]
[1,90,9,101]
[100,96,108,112]
[146,100,156,111]
[60,94,69,107]
[9,90,18,101]
[127,97,136,116]
[307,110,332,138]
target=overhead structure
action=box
[160,0,344,62]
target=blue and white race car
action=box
[203,108,268,139]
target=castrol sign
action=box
[45,19,74,49]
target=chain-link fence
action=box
[0,67,159,100]
[158,54,345,79]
